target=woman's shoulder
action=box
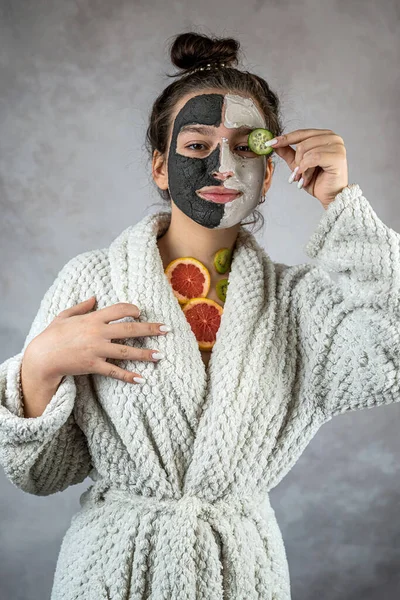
[56,246,110,280]
[56,222,146,303]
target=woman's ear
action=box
[152,149,169,190]
[262,158,274,195]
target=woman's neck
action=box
[156,205,240,278]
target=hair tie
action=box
[187,61,231,75]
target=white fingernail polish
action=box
[264,138,278,147]
[297,177,304,189]
[133,376,145,384]
[152,352,164,360]
[288,166,299,184]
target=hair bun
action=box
[169,32,240,73]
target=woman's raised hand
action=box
[270,128,349,209]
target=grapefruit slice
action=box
[182,297,223,350]
[165,257,210,305]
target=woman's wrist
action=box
[19,358,64,418]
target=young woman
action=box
[0,31,399,600]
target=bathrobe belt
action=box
[82,479,273,523]
[79,480,276,597]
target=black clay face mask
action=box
[167,93,267,229]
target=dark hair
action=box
[145,31,284,234]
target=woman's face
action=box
[164,89,271,229]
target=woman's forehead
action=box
[173,93,225,132]
[172,92,265,132]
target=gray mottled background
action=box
[1,0,400,598]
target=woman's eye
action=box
[184,143,255,154]
[186,143,206,151]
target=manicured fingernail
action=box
[151,352,164,360]
[264,138,279,147]
[159,325,172,332]
[288,166,299,184]
[297,177,304,189]
[133,376,146,384]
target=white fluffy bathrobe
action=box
[1,183,399,600]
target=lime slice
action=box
[248,128,275,155]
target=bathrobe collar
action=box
[108,209,278,498]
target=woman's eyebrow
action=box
[178,124,254,135]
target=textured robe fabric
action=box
[0,183,399,600]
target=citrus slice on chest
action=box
[165,257,211,304]
[182,297,223,350]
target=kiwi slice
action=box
[214,248,232,274]
[216,278,229,303]
[248,128,275,156]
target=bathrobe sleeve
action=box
[294,183,400,419]
[0,254,94,495]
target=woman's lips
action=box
[196,188,242,204]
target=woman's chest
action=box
[200,349,211,370]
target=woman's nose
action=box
[213,170,234,180]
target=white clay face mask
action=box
[217,94,267,229]
[167,92,267,229]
